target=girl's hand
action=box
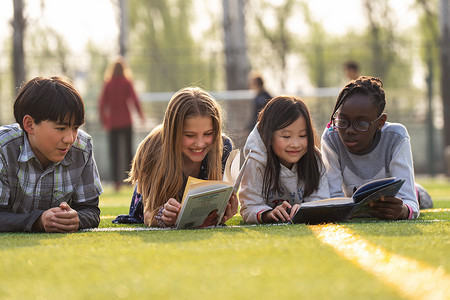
[161,198,181,226]
[369,196,409,220]
[263,201,293,223]
[221,192,238,224]
[289,204,301,220]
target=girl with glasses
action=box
[321,76,431,220]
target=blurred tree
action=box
[12,0,26,94]
[247,0,297,90]
[116,0,128,57]
[247,0,412,91]
[127,0,219,92]
[361,0,412,87]
[415,0,439,70]
[223,0,250,90]
[414,0,440,175]
[83,41,109,130]
[299,2,340,88]
[439,0,450,165]
[27,26,72,77]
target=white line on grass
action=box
[421,208,450,213]
[310,224,450,300]
[83,223,290,232]
[84,227,173,232]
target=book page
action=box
[223,149,240,184]
[300,197,354,207]
[232,149,252,193]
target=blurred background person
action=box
[99,56,145,191]
[343,60,360,81]
[247,71,272,132]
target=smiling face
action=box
[336,94,386,154]
[181,116,214,166]
[271,115,308,169]
[24,115,79,169]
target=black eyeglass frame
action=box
[332,113,384,132]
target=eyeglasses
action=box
[332,114,384,132]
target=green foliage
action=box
[82,42,109,127]
[248,0,298,90]
[414,0,440,87]
[127,0,219,92]
[247,0,415,90]
[26,25,73,78]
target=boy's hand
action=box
[161,198,181,226]
[36,202,79,233]
[369,196,409,220]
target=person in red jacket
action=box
[99,57,145,191]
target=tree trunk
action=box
[12,0,26,94]
[222,0,250,90]
[440,0,450,175]
[118,0,128,57]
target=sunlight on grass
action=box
[0,178,449,299]
[311,224,450,300]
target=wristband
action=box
[405,204,413,220]
[257,209,269,223]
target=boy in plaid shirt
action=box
[0,76,103,232]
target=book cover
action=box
[175,150,252,229]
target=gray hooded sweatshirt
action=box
[239,125,330,223]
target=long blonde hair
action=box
[127,87,224,224]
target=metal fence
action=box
[85,88,444,182]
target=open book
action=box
[291,177,406,224]
[175,150,252,229]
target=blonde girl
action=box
[114,87,237,227]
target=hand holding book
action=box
[368,195,410,220]
[291,177,406,224]
[174,150,252,229]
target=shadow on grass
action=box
[0,232,67,250]
[110,225,248,245]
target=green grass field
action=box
[1,178,449,300]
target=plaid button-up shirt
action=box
[0,124,103,232]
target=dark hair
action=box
[328,76,386,126]
[343,60,360,72]
[253,76,264,88]
[14,76,85,129]
[257,95,322,200]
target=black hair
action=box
[14,76,85,129]
[343,60,360,72]
[328,76,386,125]
[257,95,322,201]
[254,76,264,88]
